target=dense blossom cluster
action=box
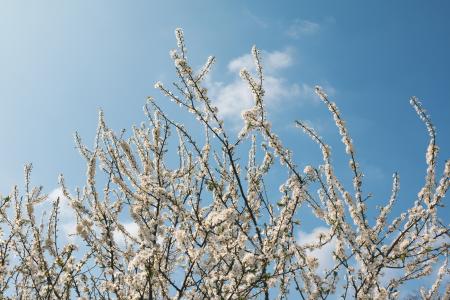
[0,28,449,299]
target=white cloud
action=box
[206,47,337,130]
[286,19,320,39]
[297,226,337,273]
[61,222,77,242]
[265,50,293,71]
[114,221,139,246]
[35,187,77,241]
[44,189,142,246]
[41,189,143,246]
[227,54,254,73]
[208,48,320,123]
[227,49,293,74]
[209,79,253,118]
[47,188,73,219]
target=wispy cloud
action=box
[208,48,319,124]
[286,19,320,39]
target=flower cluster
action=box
[0,28,448,299]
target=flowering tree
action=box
[0,28,449,300]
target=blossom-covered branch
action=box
[0,28,448,300]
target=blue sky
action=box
[1,1,449,192]
[1,1,449,296]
